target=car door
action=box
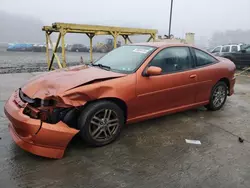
[190,47,220,103]
[227,46,250,68]
[133,46,198,117]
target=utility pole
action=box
[168,0,174,38]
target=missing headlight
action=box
[29,98,56,108]
[40,99,56,107]
[23,106,78,128]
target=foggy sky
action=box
[1,0,250,38]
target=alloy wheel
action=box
[212,85,226,108]
[89,109,119,142]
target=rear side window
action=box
[231,46,238,52]
[245,46,250,52]
[194,49,218,67]
[222,46,230,52]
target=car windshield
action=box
[92,45,156,73]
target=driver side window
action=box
[148,47,193,74]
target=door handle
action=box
[189,74,197,78]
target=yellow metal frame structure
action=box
[42,22,158,70]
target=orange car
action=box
[4,42,236,158]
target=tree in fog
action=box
[209,30,250,47]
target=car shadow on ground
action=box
[66,107,208,155]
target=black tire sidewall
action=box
[207,81,228,111]
[77,101,124,146]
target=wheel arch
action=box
[84,97,128,123]
[218,77,230,94]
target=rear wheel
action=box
[77,101,124,146]
[205,81,228,111]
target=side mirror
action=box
[145,66,162,76]
[241,49,246,53]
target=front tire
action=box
[77,101,124,146]
[205,81,228,111]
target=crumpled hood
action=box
[21,65,126,99]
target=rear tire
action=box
[77,100,124,146]
[205,81,228,111]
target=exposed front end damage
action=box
[4,89,80,159]
[4,66,128,158]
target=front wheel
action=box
[77,101,124,146]
[205,81,228,111]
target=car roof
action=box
[222,44,241,47]
[129,42,194,48]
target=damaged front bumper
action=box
[4,91,79,159]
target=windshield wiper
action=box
[91,63,111,70]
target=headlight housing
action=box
[19,88,57,108]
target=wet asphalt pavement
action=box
[0,73,250,188]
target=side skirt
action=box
[127,101,209,124]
